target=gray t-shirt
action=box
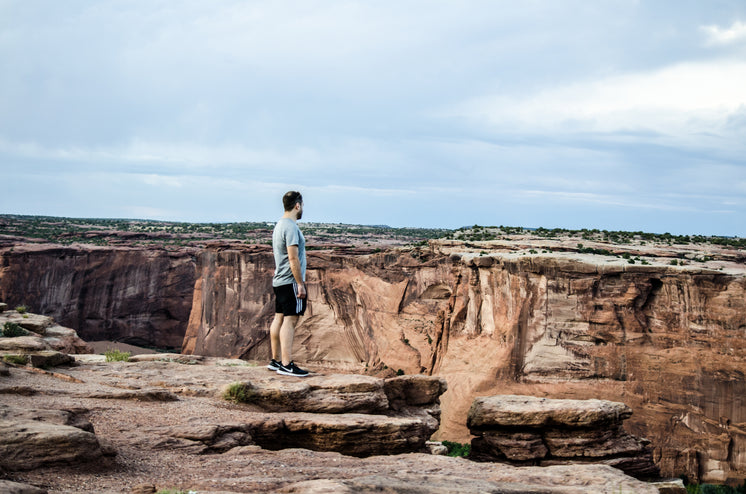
[272,218,306,287]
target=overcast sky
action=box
[1,1,745,236]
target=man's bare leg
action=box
[270,313,284,361]
[280,315,298,366]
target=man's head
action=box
[282,191,303,219]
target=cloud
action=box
[701,20,746,46]
[444,60,746,147]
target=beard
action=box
[297,209,303,220]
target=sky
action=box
[1,1,745,236]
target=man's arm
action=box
[287,244,306,299]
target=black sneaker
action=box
[267,359,281,371]
[276,361,310,377]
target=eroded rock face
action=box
[182,244,746,483]
[2,238,745,483]
[0,244,195,350]
[468,395,659,479]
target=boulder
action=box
[250,412,438,457]
[468,395,659,479]
[41,325,92,354]
[0,419,104,470]
[26,350,75,368]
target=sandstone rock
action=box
[0,419,104,470]
[468,395,659,479]
[0,404,94,432]
[26,350,75,368]
[544,427,648,458]
[280,475,576,493]
[224,374,390,413]
[425,440,448,455]
[468,395,632,430]
[15,314,54,334]
[42,325,92,354]
[151,423,255,453]
[278,464,659,494]
[383,374,447,407]
[0,480,48,494]
[475,431,548,461]
[651,478,687,494]
[175,244,746,483]
[4,238,746,483]
[0,336,46,352]
[250,412,437,457]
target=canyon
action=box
[1,226,744,485]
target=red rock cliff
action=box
[0,244,196,349]
[182,242,746,484]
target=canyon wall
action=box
[0,244,195,349]
[183,243,746,484]
[2,239,744,483]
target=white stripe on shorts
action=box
[293,282,302,313]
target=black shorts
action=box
[273,282,306,316]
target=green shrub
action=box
[2,321,29,337]
[3,354,28,365]
[442,440,471,458]
[14,305,28,314]
[104,349,130,362]
[223,382,253,403]
[683,479,746,494]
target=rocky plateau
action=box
[0,324,668,493]
[1,223,745,487]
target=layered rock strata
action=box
[2,237,745,484]
[468,395,659,479]
[182,242,746,483]
[0,244,195,349]
[222,373,446,456]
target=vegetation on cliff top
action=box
[449,225,746,249]
[1,214,743,250]
[0,214,448,248]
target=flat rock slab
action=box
[250,412,437,457]
[229,373,445,415]
[468,395,632,430]
[278,463,659,494]
[0,419,104,471]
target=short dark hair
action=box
[282,191,303,211]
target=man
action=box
[268,191,310,377]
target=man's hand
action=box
[296,283,307,299]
